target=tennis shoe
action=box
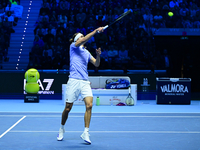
[80,132,91,144]
[57,128,65,141]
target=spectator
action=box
[59,0,70,11]
[59,0,68,16]
[162,49,172,77]
[43,43,53,57]
[68,3,77,15]
[56,23,67,35]
[182,18,193,28]
[151,3,161,16]
[189,3,198,18]
[96,9,106,27]
[76,8,86,25]
[35,23,46,38]
[101,46,108,61]
[55,36,64,47]
[39,2,50,16]
[169,0,179,8]
[155,50,164,69]
[76,23,86,35]
[194,12,200,28]
[105,9,114,23]
[107,44,118,69]
[153,11,164,28]
[43,29,55,44]
[50,3,59,16]
[179,4,189,18]
[33,35,44,48]
[87,9,95,21]
[124,4,133,13]
[66,22,75,39]
[50,11,58,22]
[138,20,146,32]
[107,44,118,58]
[39,12,49,23]
[59,14,67,28]
[143,9,154,25]
[31,44,42,57]
[48,16,57,28]
[86,16,96,29]
[41,51,52,69]
[119,44,130,61]
[3,17,13,33]
[42,0,50,7]
[0,4,6,17]
[114,2,124,15]
[52,52,63,69]
[96,9,106,22]
[94,32,107,47]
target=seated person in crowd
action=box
[107,44,118,58]
[0,4,6,17]
[39,2,49,16]
[76,8,86,24]
[76,23,86,35]
[153,11,164,28]
[119,44,130,62]
[43,43,53,58]
[33,35,44,48]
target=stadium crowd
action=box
[0,0,20,69]
[1,0,200,72]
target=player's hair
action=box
[69,33,79,44]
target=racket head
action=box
[125,93,134,106]
[125,97,134,106]
[107,10,132,27]
[115,10,131,22]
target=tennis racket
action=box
[98,10,132,32]
[125,87,134,106]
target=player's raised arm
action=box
[90,48,101,67]
[75,27,104,47]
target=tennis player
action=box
[57,27,104,144]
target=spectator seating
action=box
[27,0,200,72]
[0,0,20,69]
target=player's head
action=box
[69,33,84,44]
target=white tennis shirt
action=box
[69,42,92,80]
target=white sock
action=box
[60,125,64,129]
[84,127,89,133]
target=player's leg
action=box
[57,78,80,141]
[57,102,73,141]
[84,96,93,128]
[61,102,73,126]
[80,96,93,144]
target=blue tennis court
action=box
[0,100,200,150]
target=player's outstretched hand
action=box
[96,48,101,56]
[96,27,104,33]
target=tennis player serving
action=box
[57,27,104,144]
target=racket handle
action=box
[97,25,109,33]
[103,25,108,30]
[129,87,131,94]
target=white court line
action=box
[9,130,200,134]
[0,115,200,118]
[0,116,26,138]
[0,112,200,114]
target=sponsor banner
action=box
[0,72,155,99]
[156,78,191,104]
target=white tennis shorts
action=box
[65,78,93,103]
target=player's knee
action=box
[64,102,73,112]
[64,107,71,112]
[86,103,93,110]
